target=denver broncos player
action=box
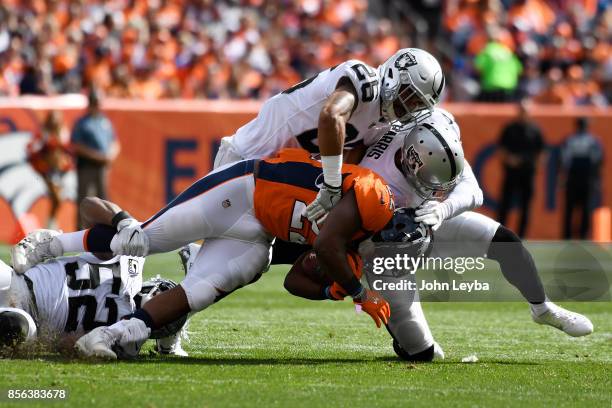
[214,48,444,223]
[29,149,395,358]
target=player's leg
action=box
[364,271,442,362]
[433,211,593,336]
[76,237,272,359]
[213,136,244,169]
[140,164,261,254]
[39,161,259,260]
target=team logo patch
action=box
[222,199,231,208]
[314,173,324,189]
[394,52,417,70]
[127,259,139,277]
[406,145,424,172]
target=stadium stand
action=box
[0,0,608,104]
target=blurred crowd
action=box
[440,0,610,104]
[0,0,609,105]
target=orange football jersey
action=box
[254,148,394,245]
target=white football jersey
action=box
[23,253,143,334]
[360,124,425,208]
[232,60,387,159]
[360,123,481,213]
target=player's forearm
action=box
[318,90,355,188]
[442,161,483,219]
[318,89,355,156]
[314,239,361,297]
[80,197,124,227]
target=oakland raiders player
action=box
[0,251,187,356]
[359,108,593,361]
[213,48,445,222]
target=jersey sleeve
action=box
[348,172,395,234]
[337,60,381,109]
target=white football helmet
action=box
[0,307,37,347]
[379,48,445,124]
[400,111,464,198]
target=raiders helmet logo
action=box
[406,145,424,172]
[394,52,417,70]
[127,259,139,277]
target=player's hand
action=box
[304,183,342,222]
[324,282,348,301]
[353,289,391,328]
[110,218,149,257]
[414,200,449,231]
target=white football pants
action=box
[141,161,272,312]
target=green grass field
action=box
[0,246,610,407]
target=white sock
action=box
[55,230,86,253]
[530,299,552,316]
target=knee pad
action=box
[181,280,217,313]
[491,225,521,243]
[393,340,435,362]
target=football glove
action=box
[414,200,450,231]
[324,282,348,301]
[304,183,342,222]
[10,229,63,274]
[353,289,391,328]
[110,218,149,257]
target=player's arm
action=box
[314,189,390,327]
[284,251,333,300]
[318,78,358,157]
[415,160,483,230]
[80,197,124,227]
[305,79,358,222]
[51,197,147,256]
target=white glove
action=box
[109,318,151,359]
[414,200,450,231]
[10,229,63,274]
[110,218,149,256]
[303,184,342,222]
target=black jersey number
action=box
[350,63,379,103]
[282,74,319,94]
[63,262,122,332]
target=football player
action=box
[356,109,593,362]
[213,48,445,222]
[19,149,398,359]
[0,252,187,356]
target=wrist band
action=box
[342,277,364,298]
[321,154,342,187]
[111,210,131,230]
[323,286,332,299]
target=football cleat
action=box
[178,243,200,275]
[10,230,63,274]
[75,327,118,360]
[156,334,188,357]
[393,339,443,362]
[531,302,593,337]
[432,341,445,360]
